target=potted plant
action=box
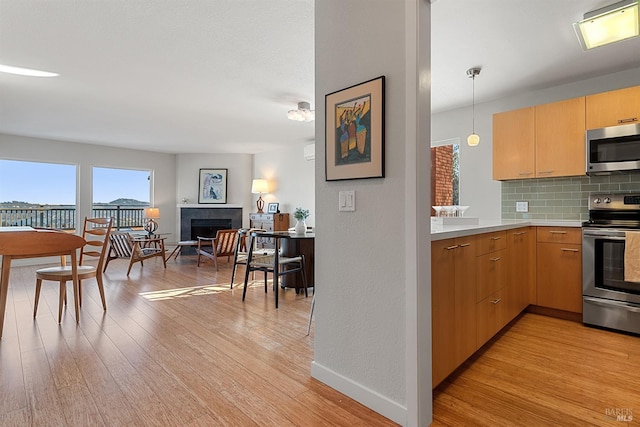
[293,207,310,234]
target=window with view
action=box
[0,159,77,229]
[92,167,151,230]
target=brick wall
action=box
[431,146,453,215]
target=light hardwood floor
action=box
[0,254,398,426]
[4,254,640,426]
[433,312,640,426]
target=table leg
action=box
[274,240,279,309]
[160,239,167,268]
[0,256,12,339]
[71,251,80,323]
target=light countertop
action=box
[430,219,582,241]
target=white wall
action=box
[314,1,429,425]
[0,132,177,238]
[254,143,315,228]
[432,66,640,219]
[175,153,254,228]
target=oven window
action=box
[595,239,640,294]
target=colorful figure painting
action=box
[335,95,371,166]
[325,76,385,181]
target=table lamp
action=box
[251,179,269,213]
[143,207,160,236]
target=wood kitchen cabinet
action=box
[432,228,535,388]
[536,227,582,313]
[535,97,586,178]
[493,107,535,180]
[493,98,586,180]
[505,227,535,322]
[586,85,640,129]
[431,235,477,388]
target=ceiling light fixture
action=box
[287,101,315,122]
[466,67,481,147]
[574,0,639,50]
[0,64,59,77]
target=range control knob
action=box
[603,197,612,204]
[593,197,601,204]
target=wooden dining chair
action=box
[34,217,113,323]
[229,228,274,288]
[196,229,239,270]
[242,231,307,308]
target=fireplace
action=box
[191,219,232,240]
[180,207,242,255]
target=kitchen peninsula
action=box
[430,219,583,387]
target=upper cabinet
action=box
[493,97,585,180]
[535,97,586,178]
[586,86,640,129]
[493,107,535,181]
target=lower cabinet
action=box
[432,227,532,388]
[431,235,477,388]
[432,225,582,387]
[536,227,582,313]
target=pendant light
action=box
[466,67,481,147]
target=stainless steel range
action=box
[583,193,640,335]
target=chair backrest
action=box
[214,229,239,257]
[79,217,113,270]
[108,231,134,258]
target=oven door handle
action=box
[583,233,626,241]
[584,296,640,313]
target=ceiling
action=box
[1,0,640,155]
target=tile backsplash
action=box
[501,173,640,221]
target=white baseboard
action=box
[310,361,407,426]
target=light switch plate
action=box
[339,190,355,211]
[516,201,529,213]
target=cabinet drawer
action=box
[250,213,272,222]
[536,227,581,244]
[476,231,507,255]
[476,249,506,302]
[476,288,506,347]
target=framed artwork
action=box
[267,202,279,214]
[198,168,228,204]
[325,76,385,181]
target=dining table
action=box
[0,227,86,338]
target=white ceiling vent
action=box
[304,143,315,161]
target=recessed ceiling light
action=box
[574,0,640,50]
[0,64,59,77]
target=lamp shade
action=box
[251,179,269,194]
[144,207,160,219]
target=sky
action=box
[0,160,150,205]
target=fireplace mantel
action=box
[177,204,243,209]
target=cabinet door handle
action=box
[491,298,502,304]
[446,245,459,250]
[549,231,567,234]
[538,170,553,174]
[561,248,579,252]
[618,117,638,124]
[459,243,471,247]
[490,257,501,262]
[512,231,527,236]
[490,236,502,241]
[518,172,533,176]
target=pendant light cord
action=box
[471,74,475,133]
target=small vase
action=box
[294,219,307,234]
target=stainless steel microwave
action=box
[587,123,640,175]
